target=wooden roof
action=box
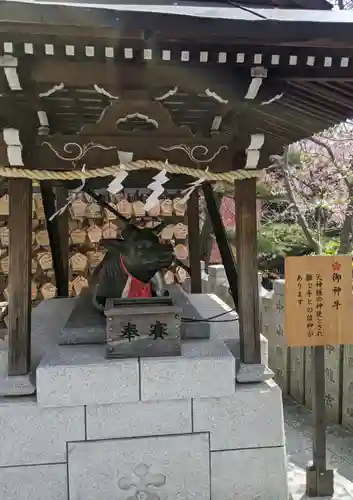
[0,1,353,181]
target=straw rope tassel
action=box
[0,160,260,183]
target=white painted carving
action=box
[93,84,119,100]
[200,51,208,62]
[245,133,264,169]
[205,88,228,104]
[3,128,23,166]
[0,55,21,91]
[41,141,117,163]
[118,151,134,165]
[116,113,158,129]
[105,47,114,58]
[260,93,284,106]
[37,111,49,127]
[271,54,280,65]
[37,111,50,135]
[0,55,17,68]
[246,66,268,100]
[4,67,21,90]
[39,82,64,98]
[144,48,152,60]
[218,52,227,63]
[245,78,263,100]
[155,86,178,101]
[24,43,34,55]
[211,115,222,131]
[160,144,228,164]
[236,53,245,63]
[85,46,94,57]
[144,168,169,211]
[45,44,54,55]
[3,42,13,54]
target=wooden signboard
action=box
[285,256,353,346]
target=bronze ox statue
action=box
[83,189,184,312]
[91,223,174,311]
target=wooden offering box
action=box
[104,297,181,359]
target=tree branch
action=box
[280,146,322,254]
[338,190,353,254]
[309,136,351,190]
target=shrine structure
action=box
[0,0,353,498]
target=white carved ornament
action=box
[245,66,268,100]
[116,112,158,129]
[41,142,118,164]
[160,144,227,164]
[245,133,265,169]
[3,128,23,166]
[0,55,21,91]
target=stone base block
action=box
[68,433,210,500]
[211,447,288,500]
[193,379,285,450]
[86,399,192,440]
[0,464,67,500]
[140,340,236,401]
[184,293,268,366]
[0,344,35,395]
[37,339,235,407]
[0,374,35,396]
[236,362,274,383]
[31,298,77,372]
[0,398,84,467]
[36,345,139,407]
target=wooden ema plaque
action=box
[285,256,353,346]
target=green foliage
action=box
[321,240,340,256]
[257,224,310,258]
[227,223,339,274]
[227,223,312,261]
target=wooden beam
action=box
[202,182,238,309]
[34,136,234,171]
[8,178,32,376]
[55,186,69,296]
[40,181,69,297]
[187,189,202,293]
[235,177,261,364]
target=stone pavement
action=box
[284,397,353,499]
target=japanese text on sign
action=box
[285,256,352,346]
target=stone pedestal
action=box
[0,296,288,500]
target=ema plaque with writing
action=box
[285,256,353,346]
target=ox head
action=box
[101,223,174,283]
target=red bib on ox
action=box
[120,255,152,298]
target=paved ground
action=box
[285,397,353,499]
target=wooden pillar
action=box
[202,183,238,309]
[8,178,32,376]
[55,186,69,295]
[187,189,202,293]
[235,178,261,364]
[40,182,69,297]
